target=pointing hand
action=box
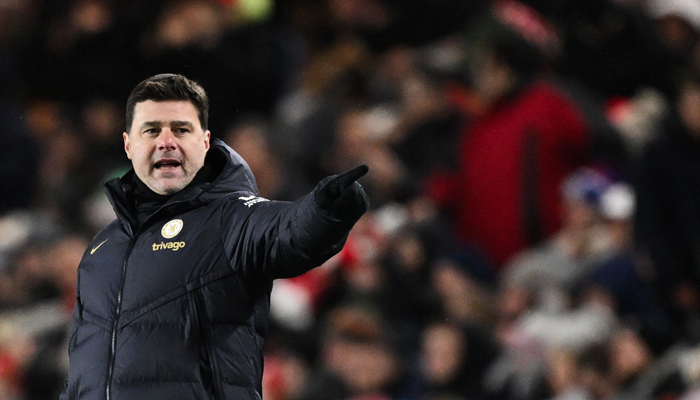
[314,165,370,221]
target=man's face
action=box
[124,100,210,195]
[467,48,515,107]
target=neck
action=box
[133,176,174,202]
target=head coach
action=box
[59,73,369,400]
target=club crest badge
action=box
[162,219,184,239]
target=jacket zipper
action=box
[102,181,190,399]
[105,237,136,400]
[192,291,221,400]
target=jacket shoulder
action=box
[90,219,123,241]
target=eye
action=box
[176,128,191,134]
[144,128,159,135]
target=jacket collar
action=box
[105,138,259,236]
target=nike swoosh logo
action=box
[90,239,108,255]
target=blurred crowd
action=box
[1,0,700,399]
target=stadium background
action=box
[1,0,700,399]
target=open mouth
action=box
[154,159,182,170]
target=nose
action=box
[157,129,178,151]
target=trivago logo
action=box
[152,241,186,251]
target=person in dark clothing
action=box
[59,74,370,400]
[635,73,700,340]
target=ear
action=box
[204,130,211,152]
[123,132,132,159]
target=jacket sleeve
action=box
[221,191,358,280]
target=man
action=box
[428,1,590,269]
[60,74,369,400]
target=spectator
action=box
[428,1,591,268]
[295,306,401,400]
[636,71,700,343]
[418,321,498,400]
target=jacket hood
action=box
[105,138,259,235]
[201,137,259,197]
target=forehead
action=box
[132,100,201,128]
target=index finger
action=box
[335,164,369,190]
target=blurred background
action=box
[2,0,700,399]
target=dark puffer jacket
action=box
[61,139,358,399]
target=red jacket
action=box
[433,81,590,268]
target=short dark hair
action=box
[125,73,209,132]
[465,16,544,80]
